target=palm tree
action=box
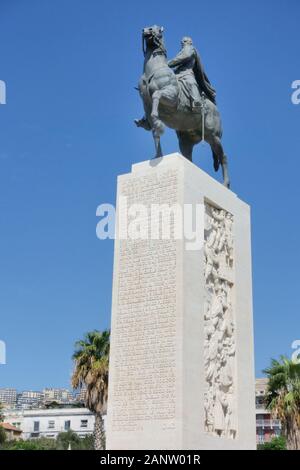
[72,329,110,450]
[264,356,300,450]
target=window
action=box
[80,419,88,428]
[33,421,40,432]
[257,429,264,443]
[48,420,55,429]
[64,420,71,431]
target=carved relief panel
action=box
[204,203,237,439]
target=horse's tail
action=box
[212,151,220,172]
[212,121,222,172]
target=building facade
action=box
[43,388,74,405]
[1,388,77,411]
[0,388,17,408]
[255,378,281,444]
[3,380,280,444]
[4,407,96,440]
[16,391,44,410]
[75,387,87,404]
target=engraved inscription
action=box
[111,169,178,432]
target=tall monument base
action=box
[106,153,256,450]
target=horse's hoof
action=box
[134,118,144,128]
[135,118,151,131]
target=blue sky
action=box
[0,0,299,391]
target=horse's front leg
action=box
[151,90,162,121]
[151,90,164,158]
[151,83,178,159]
[135,76,153,131]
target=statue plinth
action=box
[106,153,256,449]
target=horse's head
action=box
[142,25,165,55]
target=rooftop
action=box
[1,422,22,433]
[255,378,268,395]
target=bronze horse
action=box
[135,25,230,188]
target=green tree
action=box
[78,433,94,450]
[0,402,4,422]
[264,356,300,450]
[56,430,94,450]
[1,434,93,451]
[257,436,286,450]
[0,403,7,445]
[2,438,56,450]
[56,430,81,450]
[72,330,110,450]
[0,426,6,446]
[45,401,61,409]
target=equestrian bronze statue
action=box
[135,25,230,188]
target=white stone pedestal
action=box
[106,153,256,450]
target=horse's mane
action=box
[154,36,167,56]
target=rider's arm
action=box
[168,46,194,68]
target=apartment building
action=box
[255,378,281,444]
[0,388,17,408]
[4,407,97,440]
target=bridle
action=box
[142,29,166,57]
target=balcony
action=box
[256,419,281,428]
[255,403,267,410]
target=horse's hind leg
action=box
[152,129,163,158]
[221,153,230,189]
[177,131,194,161]
[208,135,230,188]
